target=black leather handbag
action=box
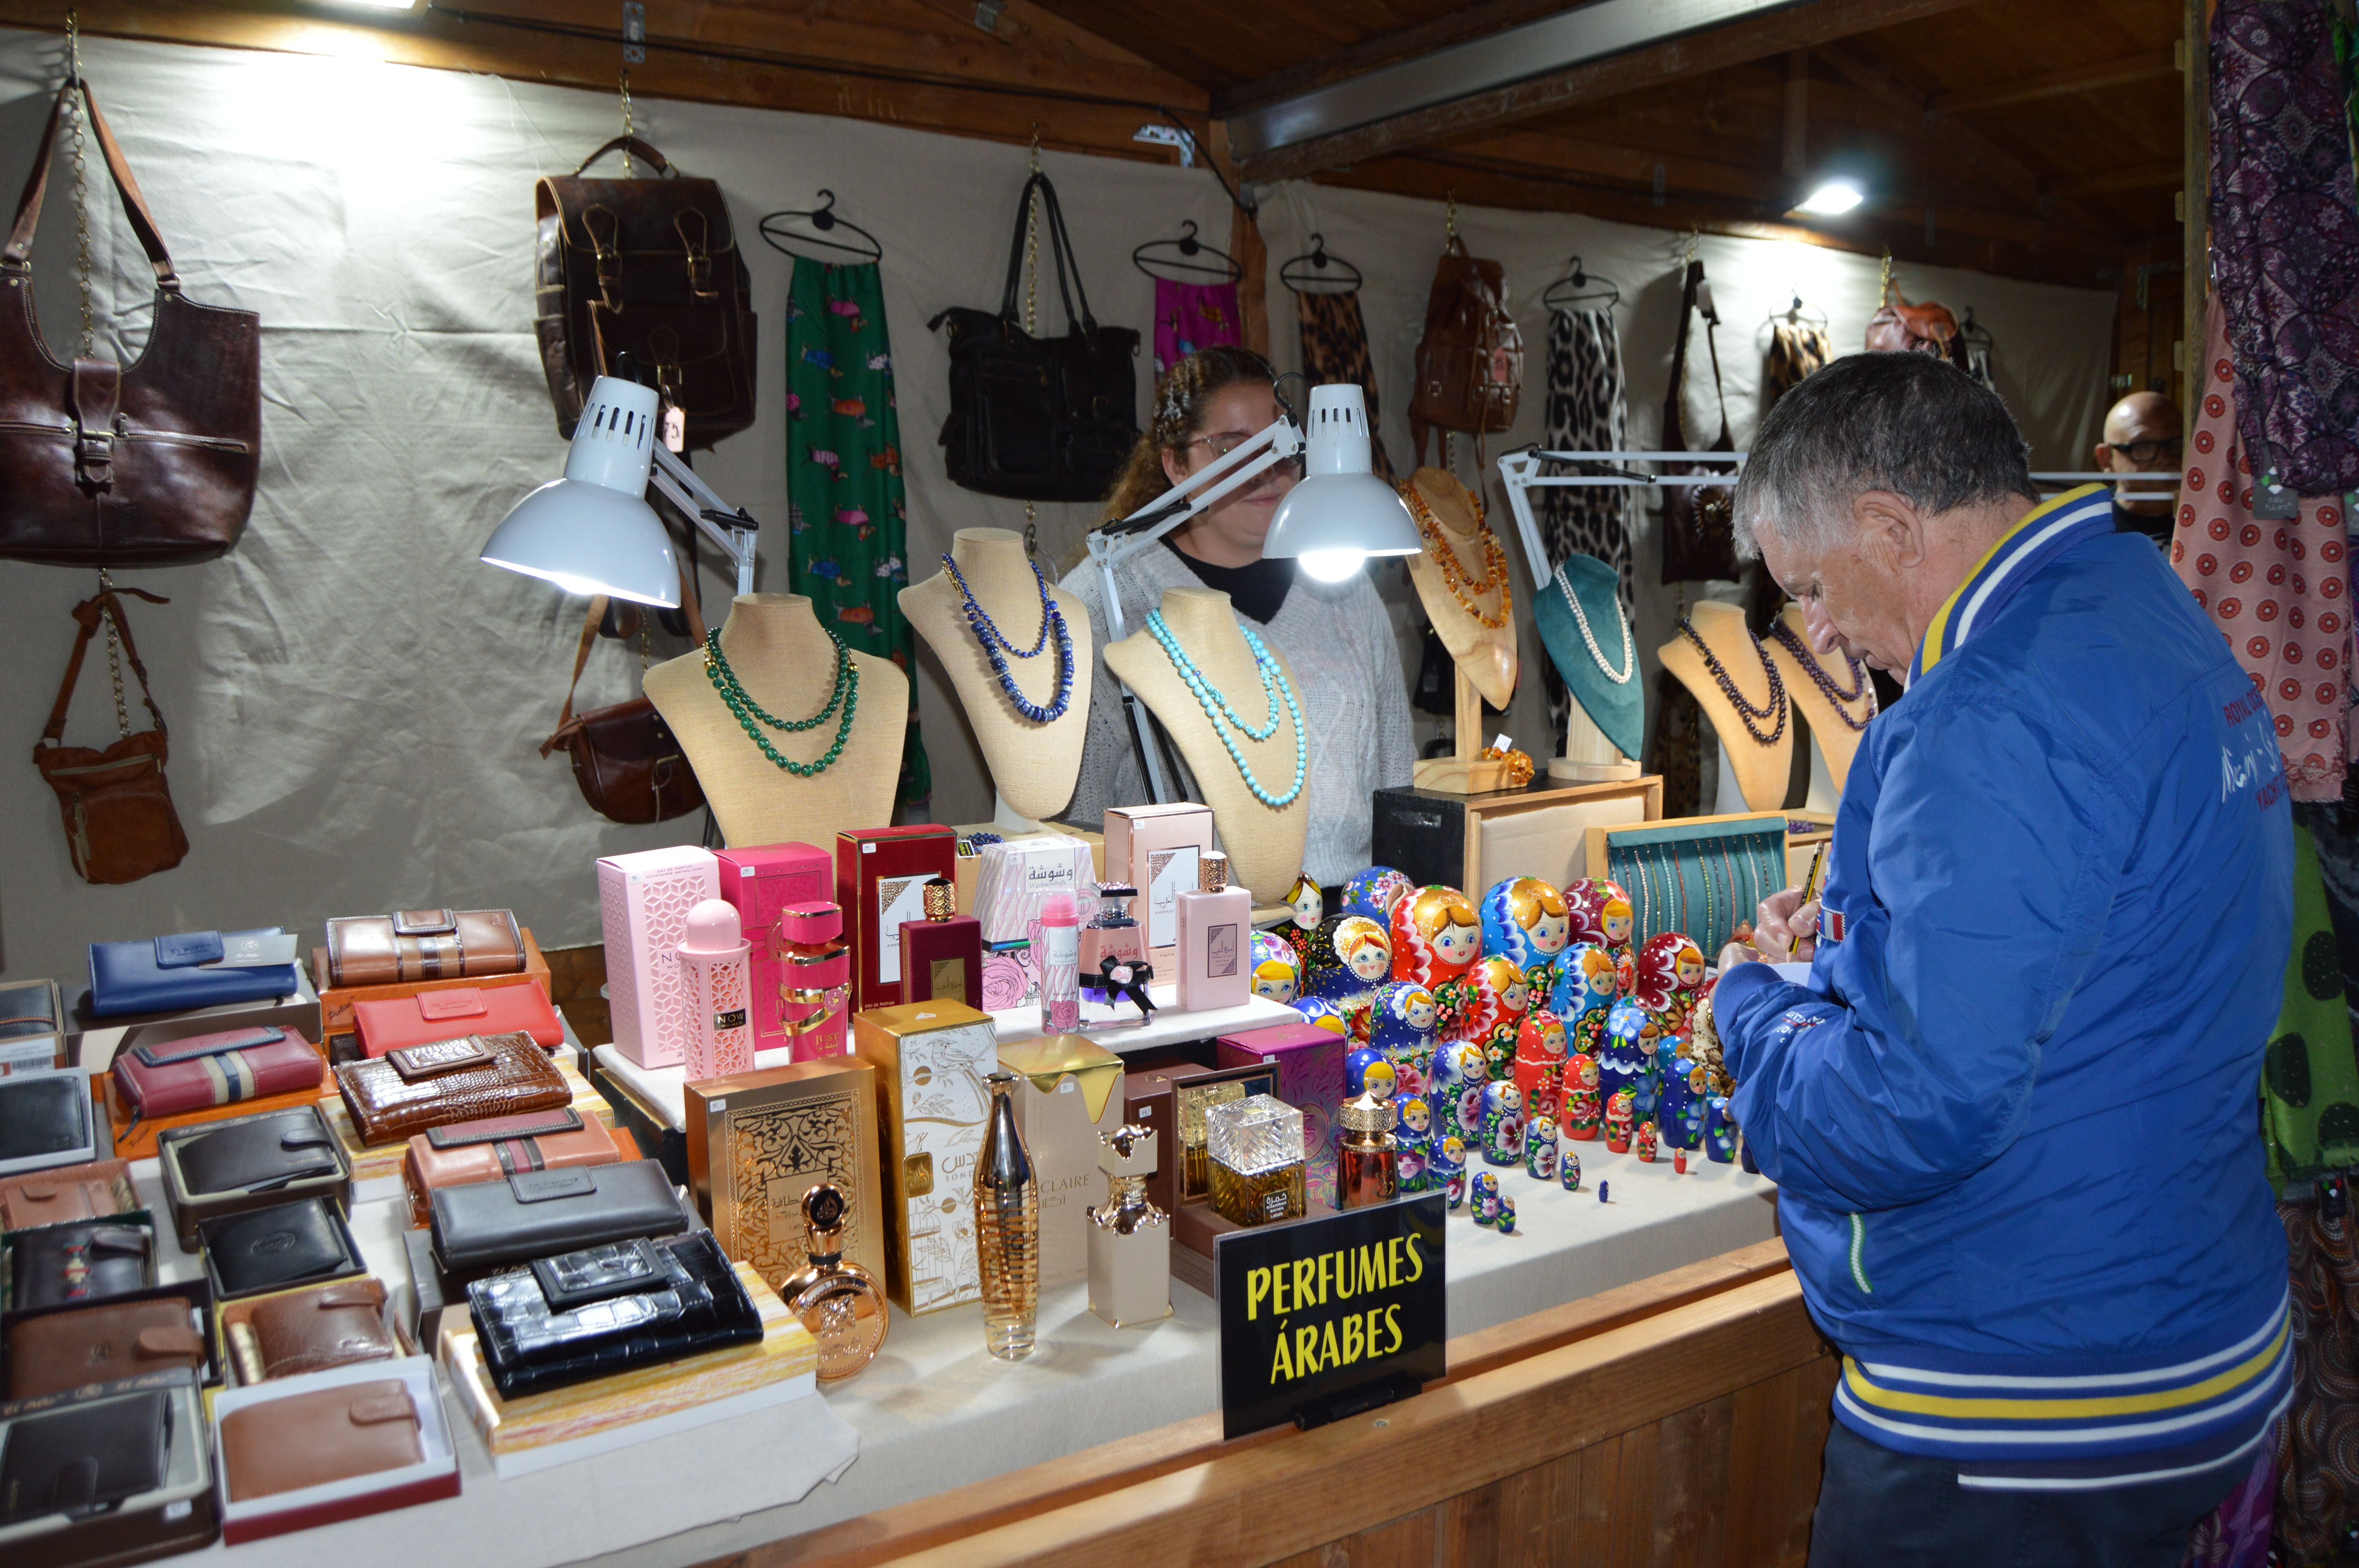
[930,172,1139,503]
[1660,258,1741,585]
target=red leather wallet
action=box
[110,1026,324,1118]
[351,981,562,1058]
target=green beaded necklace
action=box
[703,629,860,777]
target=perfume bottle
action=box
[1080,884,1148,1001]
[1086,1125,1171,1328]
[975,1070,1039,1361]
[901,877,984,1010]
[778,1183,889,1383]
[1335,1091,1399,1211]
[1206,1094,1307,1227]
[677,899,754,1080]
[1175,853,1252,1013]
[774,901,852,1061]
[1040,892,1080,1034]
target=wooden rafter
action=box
[2051,159,2185,198]
[1927,47,2178,116]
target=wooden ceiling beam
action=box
[1212,0,1585,115]
[2050,159,2185,198]
[1927,47,2178,116]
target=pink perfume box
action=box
[716,842,831,1055]
[596,844,720,1069]
[1102,803,1213,974]
[1216,1022,1346,1209]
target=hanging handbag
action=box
[540,554,706,825]
[0,78,260,567]
[1864,282,1965,363]
[33,586,189,885]
[1659,259,1740,584]
[929,171,1140,503]
[534,136,757,452]
[1408,235,1524,465]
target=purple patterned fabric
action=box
[2210,0,2359,498]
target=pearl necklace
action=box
[1676,618,1787,747]
[1553,564,1634,684]
[1145,608,1306,808]
[1768,621,1876,732]
[703,629,860,776]
[1403,484,1512,629]
[940,553,1074,724]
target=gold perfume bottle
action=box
[1086,1125,1171,1328]
[1206,1094,1308,1227]
[778,1183,890,1384]
[976,1070,1040,1361]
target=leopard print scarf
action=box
[1541,307,1635,754]
[1296,289,1395,482]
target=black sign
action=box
[1216,1191,1446,1439]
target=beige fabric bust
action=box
[900,528,1093,823]
[644,593,906,848]
[1759,602,1874,792]
[1103,586,1310,902]
[1658,600,1792,813]
[1401,467,1517,711]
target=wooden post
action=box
[2180,0,2207,407]
[1412,667,1512,793]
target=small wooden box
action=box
[1584,813,1795,955]
[1373,775,1661,895]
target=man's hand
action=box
[1753,887,1818,964]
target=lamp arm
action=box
[651,446,760,599]
[1495,450,1556,593]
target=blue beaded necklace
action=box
[1144,608,1306,808]
[941,554,1075,724]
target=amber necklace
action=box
[1403,484,1512,629]
[1676,617,1787,746]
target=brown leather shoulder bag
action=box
[540,555,707,825]
[1660,259,1739,584]
[0,78,260,566]
[1865,283,1966,363]
[1409,235,1524,464]
[34,586,190,884]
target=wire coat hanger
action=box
[1279,232,1363,294]
[1768,291,1827,330]
[758,189,883,262]
[1959,305,1995,351]
[1132,220,1241,283]
[1542,254,1621,311]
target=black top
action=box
[2112,495,2172,550]
[1163,535,1294,624]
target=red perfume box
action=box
[835,826,957,1014]
[716,843,832,1054]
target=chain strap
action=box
[67,13,94,360]
[1021,124,1041,559]
[619,70,634,178]
[95,567,130,739]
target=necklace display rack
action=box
[1583,812,1794,956]
[1402,469,1521,797]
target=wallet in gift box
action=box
[0,1073,96,1179]
[110,1024,322,1120]
[86,928,302,1020]
[4,1299,206,1401]
[229,1279,396,1383]
[158,1106,348,1252]
[199,1200,362,1301]
[467,1230,760,1399]
[0,1386,172,1523]
[218,1377,421,1501]
[334,1031,570,1148]
[428,1158,684,1275]
[401,1109,623,1229]
[324,909,524,991]
[7,1222,153,1312]
[0,1160,135,1232]
[352,981,562,1058]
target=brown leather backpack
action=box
[1409,236,1524,463]
[34,586,189,885]
[1865,285,1966,364]
[540,558,707,826]
[534,136,756,452]
[1,78,260,567]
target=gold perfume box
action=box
[683,1058,885,1297]
[852,998,1001,1315]
[998,1034,1125,1289]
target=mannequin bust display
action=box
[645,593,907,848]
[899,527,1094,824]
[1658,599,1792,813]
[1401,467,1517,710]
[1758,601,1874,791]
[1103,585,1310,902]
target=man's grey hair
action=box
[1732,352,2037,560]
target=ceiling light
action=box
[1797,180,1864,216]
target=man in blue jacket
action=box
[1716,352,2292,1566]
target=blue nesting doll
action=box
[1291,996,1352,1039]
[1342,866,1414,924]
[1251,931,1301,1005]
[1525,1115,1559,1181]
[1599,998,1653,1127]
[1560,1142,1582,1192]
[1345,1045,1396,1101]
[1312,914,1393,1007]
[1480,1080,1524,1167]
[1431,1038,1488,1144]
[1547,942,1621,1053]
[1659,1051,1708,1151]
[1479,877,1572,975]
[1705,1096,1739,1163]
[1371,980,1439,1103]
[1471,1171,1502,1228]
[1432,1133,1468,1209]
[1496,1194,1518,1234]
[1395,1095,1433,1192]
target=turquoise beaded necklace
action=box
[703,629,860,777]
[1144,608,1306,808]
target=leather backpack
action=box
[1865,284,1966,364]
[34,586,189,885]
[1659,258,1740,584]
[534,136,756,452]
[930,171,1140,503]
[1,78,260,567]
[540,557,707,826]
[1409,236,1524,463]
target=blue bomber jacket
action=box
[1716,486,2294,1480]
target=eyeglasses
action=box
[1184,434,1252,459]
[2113,438,2182,467]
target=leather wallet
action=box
[0,1386,171,1522]
[353,981,562,1058]
[469,1230,760,1399]
[240,1279,396,1380]
[110,1024,323,1119]
[429,1158,684,1274]
[200,1200,361,1300]
[334,1031,569,1148]
[325,909,525,990]
[87,928,301,1020]
[0,1074,93,1177]
[402,1110,622,1228]
[5,1299,207,1401]
[167,1108,341,1196]
[0,1159,134,1232]
[219,1378,421,1501]
[7,1223,152,1312]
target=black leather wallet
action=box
[469,1231,759,1399]
[167,1108,342,1196]
[0,1387,171,1522]
[7,1223,153,1312]
[199,1199,362,1300]
[0,1074,92,1172]
[429,1159,685,1275]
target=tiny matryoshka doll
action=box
[1480,1080,1523,1166]
[1395,1096,1432,1192]
[1343,866,1412,924]
[1636,931,1707,1031]
[1659,1051,1707,1151]
[1561,1051,1601,1140]
[1559,1136,1582,1192]
[1433,1134,1468,1209]
[1546,942,1621,1052]
[1605,1089,1635,1153]
[1392,885,1483,988]
[1479,877,1572,974]
[1705,1096,1739,1163]
[1432,1039,1488,1142]
[1292,996,1352,1040]
[1250,932,1301,1005]
[1634,1120,1659,1164]
[1328,915,1393,996]
[1512,1009,1568,1121]
[1525,1115,1559,1181]
[1280,875,1325,963]
[1345,1045,1396,1102]
[1470,1170,1502,1227]
[1496,1194,1517,1234]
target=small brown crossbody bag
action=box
[34,585,189,885]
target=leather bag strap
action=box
[6,79,179,290]
[1661,260,1701,449]
[40,588,171,747]
[541,552,705,754]
[994,172,1091,334]
[573,136,675,178]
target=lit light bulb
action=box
[1797,181,1864,216]
[1298,549,1366,583]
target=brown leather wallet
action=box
[4,1299,207,1400]
[324,909,524,989]
[0,1158,136,1231]
[241,1278,396,1380]
[333,1030,569,1147]
[219,1378,422,1500]
[401,1109,624,1228]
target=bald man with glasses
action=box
[2094,390,2183,548]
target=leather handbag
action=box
[1659,258,1741,584]
[0,1074,95,1177]
[0,79,260,568]
[34,588,188,886]
[540,557,706,826]
[218,1379,421,1502]
[111,1025,323,1119]
[429,1158,685,1274]
[9,1222,153,1312]
[323,908,525,990]
[402,1108,625,1228]
[5,1300,207,1401]
[86,927,301,1019]
[1865,283,1965,362]
[334,1031,571,1147]
[236,1278,396,1381]
[200,1198,361,1299]
[0,1160,135,1232]
[353,982,562,1059]
[1408,236,1524,465]
[0,1387,172,1523]
[930,171,1140,503]
[468,1231,759,1399]
[534,136,756,451]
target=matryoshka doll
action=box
[1461,953,1531,1065]
[1659,1051,1707,1151]
[1297,915,1348,1000]
[1280,874,1325,962]
[1559,1136,1582,1192]
[1250,932,1301,1004]
[1599,998,1653,1127]
[1292,996,1352,1040]
[1547,942,1621,1052]
[1512,1009,1568,1121]
[1345,1045,1396,1102]
[1470,1170,1502,1227]
[1433,1134,1468,1209]
[1371,981,1439,1101]
[1561,1051,1601,1140]
[1392,885,1483,989]
[1525,1115,1559,1181]
[1480,1080,1523,1167]
[1496,1194,1517,1234]
[1604,1089,1635,1153]
[1636,931,1707,1032]
[1323,915,1393,1003]
[1564,878,1635,961]
[1343,866,1412,924]
[1634,1119,1659,1164]
[1705,1096,1739,1163]
[1479,877,1572,975]
[1395,1096,1433,1192]
[1432,1039,1488,1143]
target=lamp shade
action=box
[1263,385,1419,583]
[479,376,681,607]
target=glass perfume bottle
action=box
[901,877,984,1009]
[1080,884,1148,1002]
[678,899,754,1080]
[1086,1125,1171,1328]
[774,901,852,1061]
[778,1184,889,1383]
[1175,852,1251,1013]
[1335,1091,1399,1210]
[975,1069,1039,1360]
[1206,1094,1308,1227]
